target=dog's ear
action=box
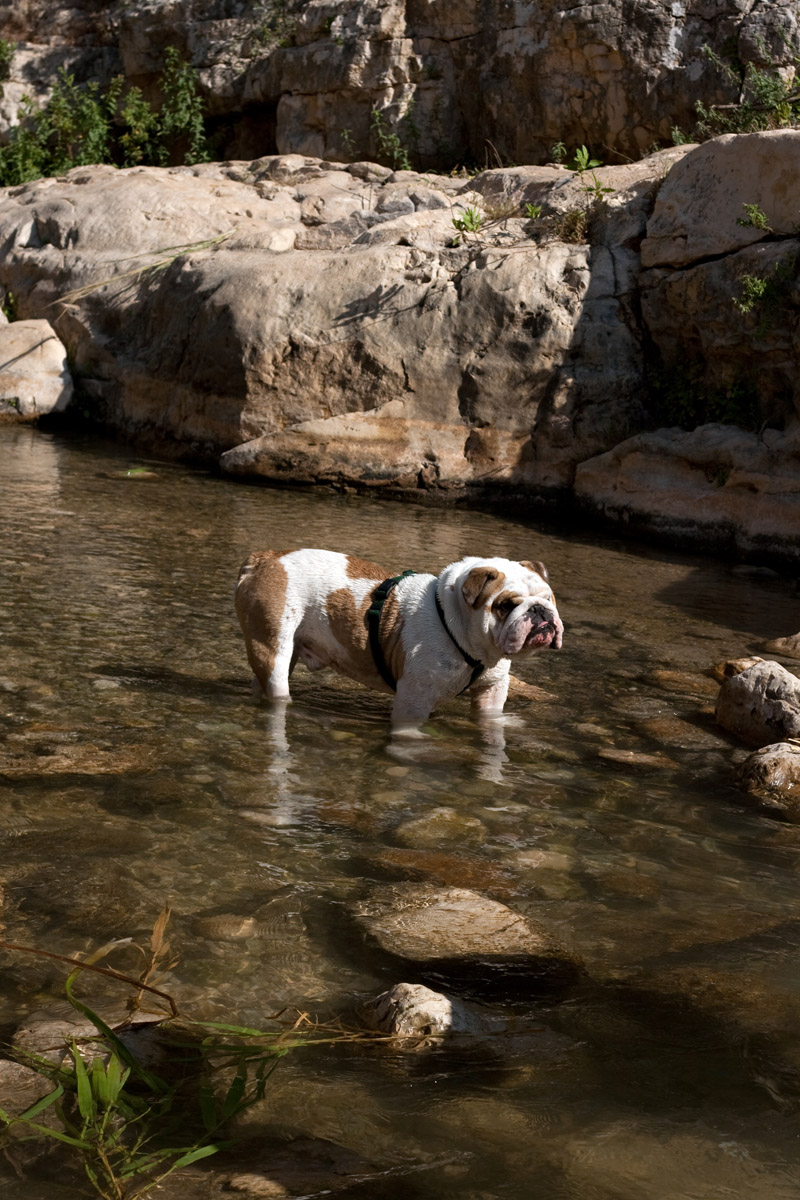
[462,566,503,608]
[520,559,548,582]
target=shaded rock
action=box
[574,424,800,562]
[715,660,800,748]
[223,1138,378,1198]
[765,633,800,662]
[349,883,582,989]
[736,742,800,821]
[0,319,73,420]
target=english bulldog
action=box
[235,549,563,731]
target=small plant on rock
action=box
[737,202,771,232]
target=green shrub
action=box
[0,50,209,188]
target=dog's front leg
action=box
[469,663,510,718]
[390,681,434,737]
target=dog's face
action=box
[451,557,563,657]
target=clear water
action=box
[2,423,800,1198]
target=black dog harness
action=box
[367,571,485,694]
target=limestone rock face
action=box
[1,1,798,167]
[716,661,800,748]
[0,319,73,420]
[0,155,647,485]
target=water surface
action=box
[2,424,800,1198]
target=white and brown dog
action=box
[235,549,563,731]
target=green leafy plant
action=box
[695,42,800,137]
[156,46,209,167]
[733,253,797,333]
[550,141,567,164]
[737,202,771,231]
[647,356,762,431]
[572,144,602,174]
[451,205,484,244]
[524,202,543,220]
[0,50,209,187]
[0,37,13,91]
[370,107,412,171]
[0,914,375,1200]
[580,171,615,200]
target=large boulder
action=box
[0,155,648,487]
[640,131,800,428]
[715,660,800,747]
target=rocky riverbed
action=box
[3,426,800,1198]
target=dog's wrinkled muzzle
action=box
[503,603,563,654]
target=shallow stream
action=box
[2,424,800,1199]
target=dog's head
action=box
[442,556,563,658]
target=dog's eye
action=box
[496,598,516,617]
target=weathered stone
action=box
[716,660,800,748]
[2,0,798,171]
[736,742,800,820]
[0,319,73,420]
[360,981,497,1038]
[642,132,800,270]
[349,883,582,986]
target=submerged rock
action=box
[715,660,800,747]
[349,883,582,989]
[736,742,800,821]
[360,981,498,1039]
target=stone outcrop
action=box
[0,152,655,490]
[1,126,800,560]
[574,423,800,560]
[1,1,798,168]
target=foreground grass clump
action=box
[0,46,209,187]
[0,910,372,1200]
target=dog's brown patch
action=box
[462,566,506,608]
[326,586,370,653]
[520,559,549,581]
[491,588,524,617]
[326,583,405,687]
[235,550,288,688]
[380,588,406,684]
[345,555,390,581]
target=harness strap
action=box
[434,588,486,694]
[367,571,417,691]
